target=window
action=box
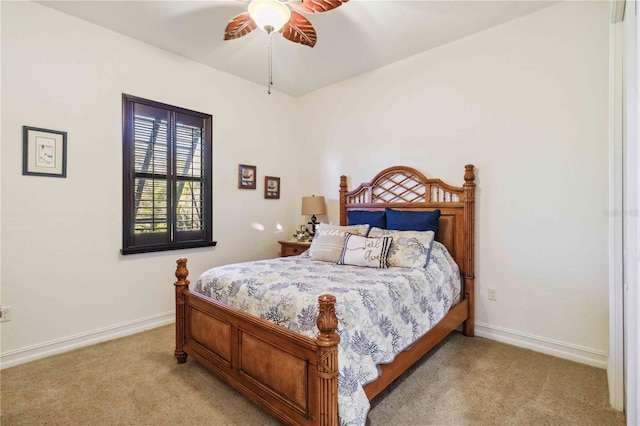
[121,94,215,254]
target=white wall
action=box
[296,1,610,367]
[0,2,299,366]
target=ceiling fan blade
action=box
[293,0,348,14]
[280,11,317,47]
[224,12,257,41]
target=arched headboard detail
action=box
[340,165,466,205]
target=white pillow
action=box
[367,228,435,268]
[337,234,393,268]
[309,223,370,263]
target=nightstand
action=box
[278,240,311,257]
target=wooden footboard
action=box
[174,258,340,426]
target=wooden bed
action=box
[173,164,476,425]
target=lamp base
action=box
[307,215,319,236]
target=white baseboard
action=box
[1,315,607,371]
[475,321,608,369]
[0,311,175,369]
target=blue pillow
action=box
[347,210,386,230]
[386,208,440,236]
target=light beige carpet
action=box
[0,325,625,425]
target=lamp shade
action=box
[248,0,291,33]
[301,196,327,215]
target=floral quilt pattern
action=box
[193,241,461,426]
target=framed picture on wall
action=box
[264,176,280,199]
[23,126,67,178]
[238,164,256,189]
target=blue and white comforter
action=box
[193,241,461,426]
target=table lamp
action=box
[301,195,326,237]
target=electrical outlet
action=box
[488,288,497,301]
[0,306,12,322]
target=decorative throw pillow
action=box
[368,227,435,268]
[385,208,440,237]
[309,223,370,263]
[337,234,393,268]
[347,210,386,230]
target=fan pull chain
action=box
[267,31,273,95]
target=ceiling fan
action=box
[224,0,349,48]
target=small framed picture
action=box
[264,176,280,199]
[23,126,67,178]
[238,164,256,189]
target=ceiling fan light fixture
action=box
[248,0,291,33]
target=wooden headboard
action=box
[339,165,475,306]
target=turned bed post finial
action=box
[317,294,339,341]
[316,294,340,426]
[463,165,476,337]
[464,164,475,185]
[176,258,190,285]
[174,258,190,363]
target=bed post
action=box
[316,294,340,426]
[463,165,476,337]
[174,257,190,363]
[339,175,348,226]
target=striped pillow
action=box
[337,233,393,269]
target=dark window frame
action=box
[121,94,216,255]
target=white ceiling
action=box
[39,0,558,97]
